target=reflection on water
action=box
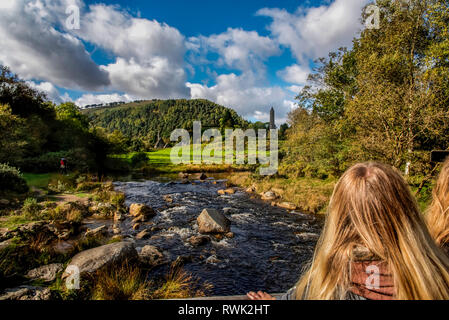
[114,175,323,296]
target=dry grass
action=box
[150,267,213,300]
[91,261,150,300]
[228,172,336,214]
[90,261,212,300]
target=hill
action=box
[83,99,248,150]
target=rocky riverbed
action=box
[112,175,324,296]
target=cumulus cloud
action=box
[77,4,189,99]
[75,93,135,107]
[26,81,71,104]
[188,28,280,73]
[187,72,293,123]
[257,0,370,63]
[277,64,311,85]
[0,0,110,90]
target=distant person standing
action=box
[60,158,67,175]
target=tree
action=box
[347,0,449,175]
[0,104,27,164]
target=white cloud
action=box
[188,28,280,74]
[26,81,72,104]
[0,0,110,90]
[278,64,311,85]
[75,93,135,107]
[187,72,292,122]
[257,0,369,63]
[77,4,189,99]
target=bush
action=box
[0,163,29,194]
[21,198,43,219]
[130,152,148,167]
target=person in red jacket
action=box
[60,158,67,175]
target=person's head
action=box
[427,158,449,247]
[295,162,449,300]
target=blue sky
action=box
[0,0,369,123]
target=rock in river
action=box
[197,208,231,234]
[62,242,137,277]
[129,203,156,218]
[277,202,297,211]
[188,235,210,247]
[139,245,165,266]
[136,229,151,240]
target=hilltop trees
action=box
[84,99,248,152]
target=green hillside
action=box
[83,99,248,151]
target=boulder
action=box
[135,229,151,240]
[0,286,51,300]
[261,191,277,201]
[224,188,235,195]
[188,235,210,247]
[26,263,63,282]
[277,202,297,210]
[225,232,235,239]
[163,195,173,203]
[138,245,165,266]
[62,242,137,277]
[84,225,107,238]
[197,208,231,234]
[0,199,10,206]
[217,190,226,195]
[129,203,156,218]
[245,185,256,193]
[205,255,220,264]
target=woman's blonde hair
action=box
[295,162,449,300]
[427,159,449,247]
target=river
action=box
[113,174,323,296]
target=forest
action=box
[83,99,249,152]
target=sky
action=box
[0,0,370,124]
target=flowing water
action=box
[113,175,324,296]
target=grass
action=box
[92,261,150,300]
[228,172,336,214]
[0,215,35,229]
[23,173,58,189]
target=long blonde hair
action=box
[295,162,449,300]
[427,159,449,247]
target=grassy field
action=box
[22,173,59,189]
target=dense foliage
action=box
[0,163,28,194]
[282,0,449,180]
[0,66,112,174]
[84,99,249,152]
